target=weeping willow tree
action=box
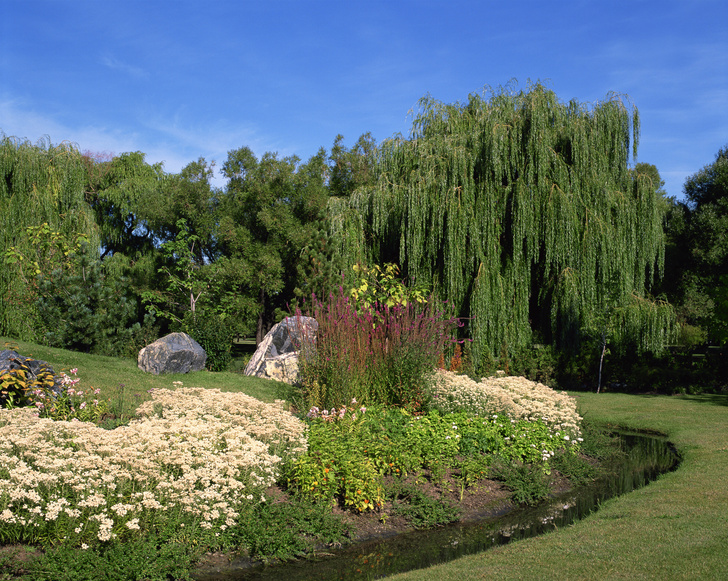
[330,84,676,368]
[0,134,98,338]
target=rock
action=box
[244,316,317,384]
[138,333,207,375]
[263,352,301,384]
[0,350,62,406]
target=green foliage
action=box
[329,132,378,198]
[284,405,385,512]
[1,134,98,338]
[219,147,331,342]
[142,218,211,326]
[182,310,233,372]
[83,151,165,261]
[35,243,141,356]
[232,498,351,562]
[328,83,675,369]
[284,404,572,514]
[388,482,461,528]
[350,262,429,311]
[551,450,600,486]
[24,530,205,581]
[491,460,551,506]
[293,224,344,309]
[654,145,728,348]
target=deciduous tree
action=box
[329,84,676,370]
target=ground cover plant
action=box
[0,339,608,580]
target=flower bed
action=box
[0,388,307,547]
[427,369,583,440]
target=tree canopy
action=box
[0,134,98,337]
[663,145,728,344]
[330,84,675,365]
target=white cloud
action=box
[0,96,294,189]
[101,55,147,79]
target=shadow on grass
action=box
[681,393,728,407]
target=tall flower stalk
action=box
[296,287,460,411]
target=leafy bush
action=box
[183,310,233,372]
[491,460,551,506]
[283,403,573,513]
[232,498,351,562]
[388,482,461,528]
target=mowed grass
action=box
[0,337,290,422]
[389,391,728,581]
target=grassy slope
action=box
[390,392,728,580]
[0,337,289,418]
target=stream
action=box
[193,431,680,581]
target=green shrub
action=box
[388,482,461,528]
[35,244,141,356]
[183,311,233,372]
[491,460,551,506]
[232,499,351,562]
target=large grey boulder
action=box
[244,316,317,384]
[138,333,206,375]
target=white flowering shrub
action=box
[427,369,582,440]
[0,388,307,546]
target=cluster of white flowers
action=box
[306,398,366,422]
[0,388,308,544]
[428,369,582,439]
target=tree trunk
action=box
[597,333,607,393]
[256,288,265,345]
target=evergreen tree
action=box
[36,243,141,355]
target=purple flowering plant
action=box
[295,283,461,411]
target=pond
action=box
[193,431,680,581]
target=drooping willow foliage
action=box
[0,134,98,337]
[329,84,676,366]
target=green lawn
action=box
[389,391,728,580]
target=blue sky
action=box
[1,0,726,199]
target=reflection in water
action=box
[194,432,679,581]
